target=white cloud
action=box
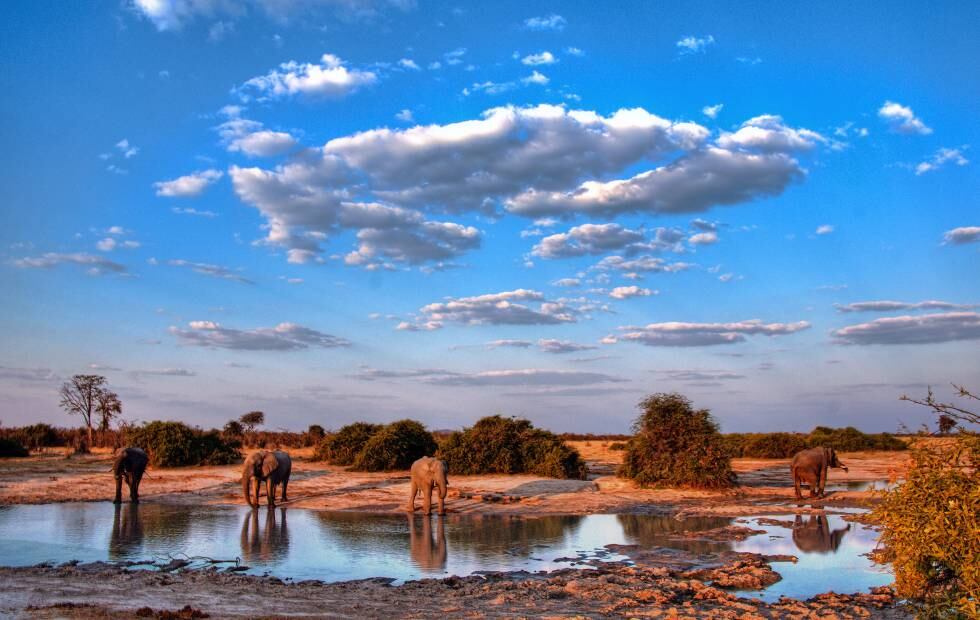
[443,47,466,65]
[168,259,253,284]
[607,319,810,347]
[702,104,723,119]
[835,300,977,313]
[485,339,533,349]
[0,366,59,383]
[402,289,577,330]
[654,369,745,382]
[717,115,826,153]
[831,312,980,345]
[115,138,139,158]
[532,223,645,258]
[170,320,350,350]
[943,226,980,245]
[130,368,196,377]
[878,100,932,135]
[552,278,581,287]
[688,231,718,245]
[130,0,410,31]
[96,238,117,252]
[521,70,549,85]
[565,46,584,56]
[238,53,377,100]
[395,109,414,122]
[506,147,803,218]
[815,224,834,235]
[915,147,969,175]
[154,169,223,197]
[12,252,127,275]
[523,14,566,30]
[676,34,715,55]
[521,51,557,66]
[592,255,693,273]
[609,285,654,299]
[217,116,299,157]
[397,58,420,70]
[690,218,717,232]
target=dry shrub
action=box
[350,420,438,471]
[437,415,587,480]
[618,393,735,488]
[872,387,979,618]
[0,437,28,458]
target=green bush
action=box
[313,422,383,464]
[807,426,907,452]
[350,419,438,472]
[618,393,735,489]
[0,438,29,458]
[437,415,587,479]
[12,423,62,451]
[723,432,810,458]
[125,421,242,467]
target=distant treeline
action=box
[723,426,907,458]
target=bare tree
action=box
[96,389,122,433]
[901,384,979,430]
[59,375,107,446]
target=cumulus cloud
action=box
[427,368,624,386]
[521,71,550,85]
[688,231,718,245]
[552,278,581,287]
[217,116,298,157]
[943,226,980,245]
[154,169,223,197]
[168,259,253,284]
[815,224,834,235]
[607,319,810,347]
[237,53,377,100]
[609,285,654,299]
[717,115,826,153]
[401,289,576,330]
[592,255,693,273]
[878,101,932,135]
[170,320,350,350]
[690,218,717,232]
[172,207,218,217]
[676,34,714,54]
[831,312,980,345]
[834,300,976,313]
[521,51,557,66]
[395,109,414,122]
[523,14,566,30]
[115,138,139,158]
[344,217,481,269]
[532,223,645,258]
[505,147,804,218]
[915,147,969,175]
[12,253,127,275]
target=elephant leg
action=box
[406,481,418,512]
[131,472,142,504]
[254,478,261,508]
[281,478,288,503]
[422,483,432,515]
[266,478,276,508]
[818,465,828,498]
[792,468,802,500]
[114,476,123,504]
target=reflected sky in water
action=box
[0,503,891,600]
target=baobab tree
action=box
[59,375,120,446]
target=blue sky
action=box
[1,0,977,433]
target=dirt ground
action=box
[0,442,911,517]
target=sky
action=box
[1,0,977,434]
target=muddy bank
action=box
[0,445,908,517]
[1,559,909,619]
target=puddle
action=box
[0,503,891,600]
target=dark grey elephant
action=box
[242,450,292,508]
[791,447,848,499]
[405,456,448,515]
[792,514,850,553]
[112,447,148,504]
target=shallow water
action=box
[0,503,891,601]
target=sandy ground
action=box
[0,442,911,517]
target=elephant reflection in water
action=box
[407,513,447,571]
[240,507,290,563]
[109,503,144,559]
[792,514,850,553]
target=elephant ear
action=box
[112,450,126,475]
[261,452,278,477]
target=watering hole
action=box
[0,503,891,602]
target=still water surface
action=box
[0,503,890,602]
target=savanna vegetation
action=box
[872,385,979,618]
[312,420,438,472]
[723,426,907,458]
[618,393,735,488]
[438,415,588,480]
[0,437,29,458]
[124,421,242,467]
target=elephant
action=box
[791,446,848,499]
[792,514,850,553]
[109,503,144,559]
[112,447,148,504]
[242,450,292,508]
[240,507,289,562]
[405,456,448,515]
